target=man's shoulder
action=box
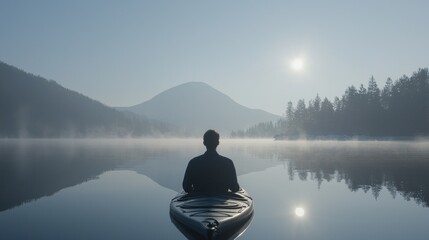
[217,154,231,160]
[217,154,234,163]
[190,152,233,164]
[190,154,206,162]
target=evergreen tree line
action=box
[231,121,284,138]
[232,68,429,138]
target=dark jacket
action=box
[182,150,240,193]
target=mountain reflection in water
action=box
[1,139,429,214]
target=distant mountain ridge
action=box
[121,82,280,135]
[0,61,279,137]
[0,61,169,137]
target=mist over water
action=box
[1,139,429,239]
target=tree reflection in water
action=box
[249,141,429,207]
[1,139,428,215]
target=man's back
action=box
[182,150,239,193]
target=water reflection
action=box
[0,139,278,213]
[0,170,181,240]
[1,139,429,213]
[223,140,429,207]
[0,139,203,212]
[1,139,429,239]
[0,139,119,211]
[275,141,429,207]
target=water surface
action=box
[1,139,428,239]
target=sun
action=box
[295,207,305,217]
[291,58,304,71]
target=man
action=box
[182,129,240,193]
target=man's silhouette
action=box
[183,129,240,193]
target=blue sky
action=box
[1,0,428,115]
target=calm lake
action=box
[1,139,429,240]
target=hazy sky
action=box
[1,1,428,115]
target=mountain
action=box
[121,82,280,135]
[0,61,170,137]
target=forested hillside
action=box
[0,62,170,137]
[232,68,429,139]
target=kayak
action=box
[170,188,253,239]
[170,188,254,240]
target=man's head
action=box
[203,129,219,150]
